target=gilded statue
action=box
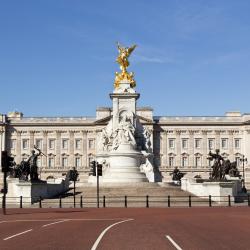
[114,42,137,89]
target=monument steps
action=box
[29,182,210,208]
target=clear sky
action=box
[1,0,250,117]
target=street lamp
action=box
[240,155,247,193]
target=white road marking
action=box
[91,218,134,250]
[3,229,33,241]
[0,221,6,224]
[0,218,130,223]
[166,235,183,250]
[42,219,69,227]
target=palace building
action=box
[1,44,250,184]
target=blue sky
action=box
[1,0,250,117]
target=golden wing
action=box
[127,44,137,55]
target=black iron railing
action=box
[1,194,250,209]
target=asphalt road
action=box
[0,207,249,250]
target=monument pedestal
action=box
[7,177,69,204]
[103,143,148,183]
[181,177,242,203]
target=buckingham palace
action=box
[1,109,250,182]
[1,43,250,184]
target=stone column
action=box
[161,131,167,167]
[228,130,234,162]
[215,130,220,150]
[0,129,5,167]
[69,131,74,167]
[176,130,181,166]
[55,131,61,168]
[82,130,87,168]
[43,131,48,167]
[202,130,208,167]
[29,130,35,150]
[16,131,22,163]
[188,130,194,168]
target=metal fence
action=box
[1,194,250,209]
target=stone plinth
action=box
[181,177,242,202]
[7,177,69,204]
[245,167,250,189]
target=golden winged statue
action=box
[114,42,137,89]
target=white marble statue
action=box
[143,127,151,151]
[110,113,137,150]
[100,128,110,151]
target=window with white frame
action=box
[208,159,212,167]
[75,157,81,167]
[195,156,201,167]
[235,157,241,167]
[48,157,55,168]
[62,139,68,150]
[75,139,81,150]
[234,139,240,149]
[168,139,175,149]
[182,139,188,149]
[22,139,29,150]
[88,139,95,149]
[37,157,41,167]
[221,138,228,149]
[48,139,55,149]
[35,139,42,149]
[195,139,201,149]
[169,156,174,167]
[208,139,214,150]
[10,139,16,149]
[88,156,94,167]
[62,157,68,168]
[182,156,188,167]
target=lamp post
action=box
[240,155,247,193]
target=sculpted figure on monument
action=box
[27,147,42,181]
[121,115,136,145]
[111,113,137,150]
[100,128,110,151]
[114,42,137,89]
[143,127,152,151]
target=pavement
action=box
[0,207,249,250]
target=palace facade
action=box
[1,109,250,182]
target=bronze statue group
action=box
[10,148,42,181]
[171,149,240,182]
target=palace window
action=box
[195,156,201,167]
[62,139,69,150]
[37,157,41,167]
[221,138,228,149]
[195,139,201,149]
[48,157,55,168]
[208,159,212,167]
[168,139,175,149]
[62,157,68,168]
[235,157,241,167]
[35,139,42,149]
[75,157,81,167]
[10,139,16,150]
[48,139,55,150]
[75,139,81,150]
[88,155,94,167]
[208,139,214,150]
[88,139,95,149]
[182,156,188,167]
[182,139,188,149]
[169,157,174,167]
[22,139,29,150]
[235,139,240,149]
